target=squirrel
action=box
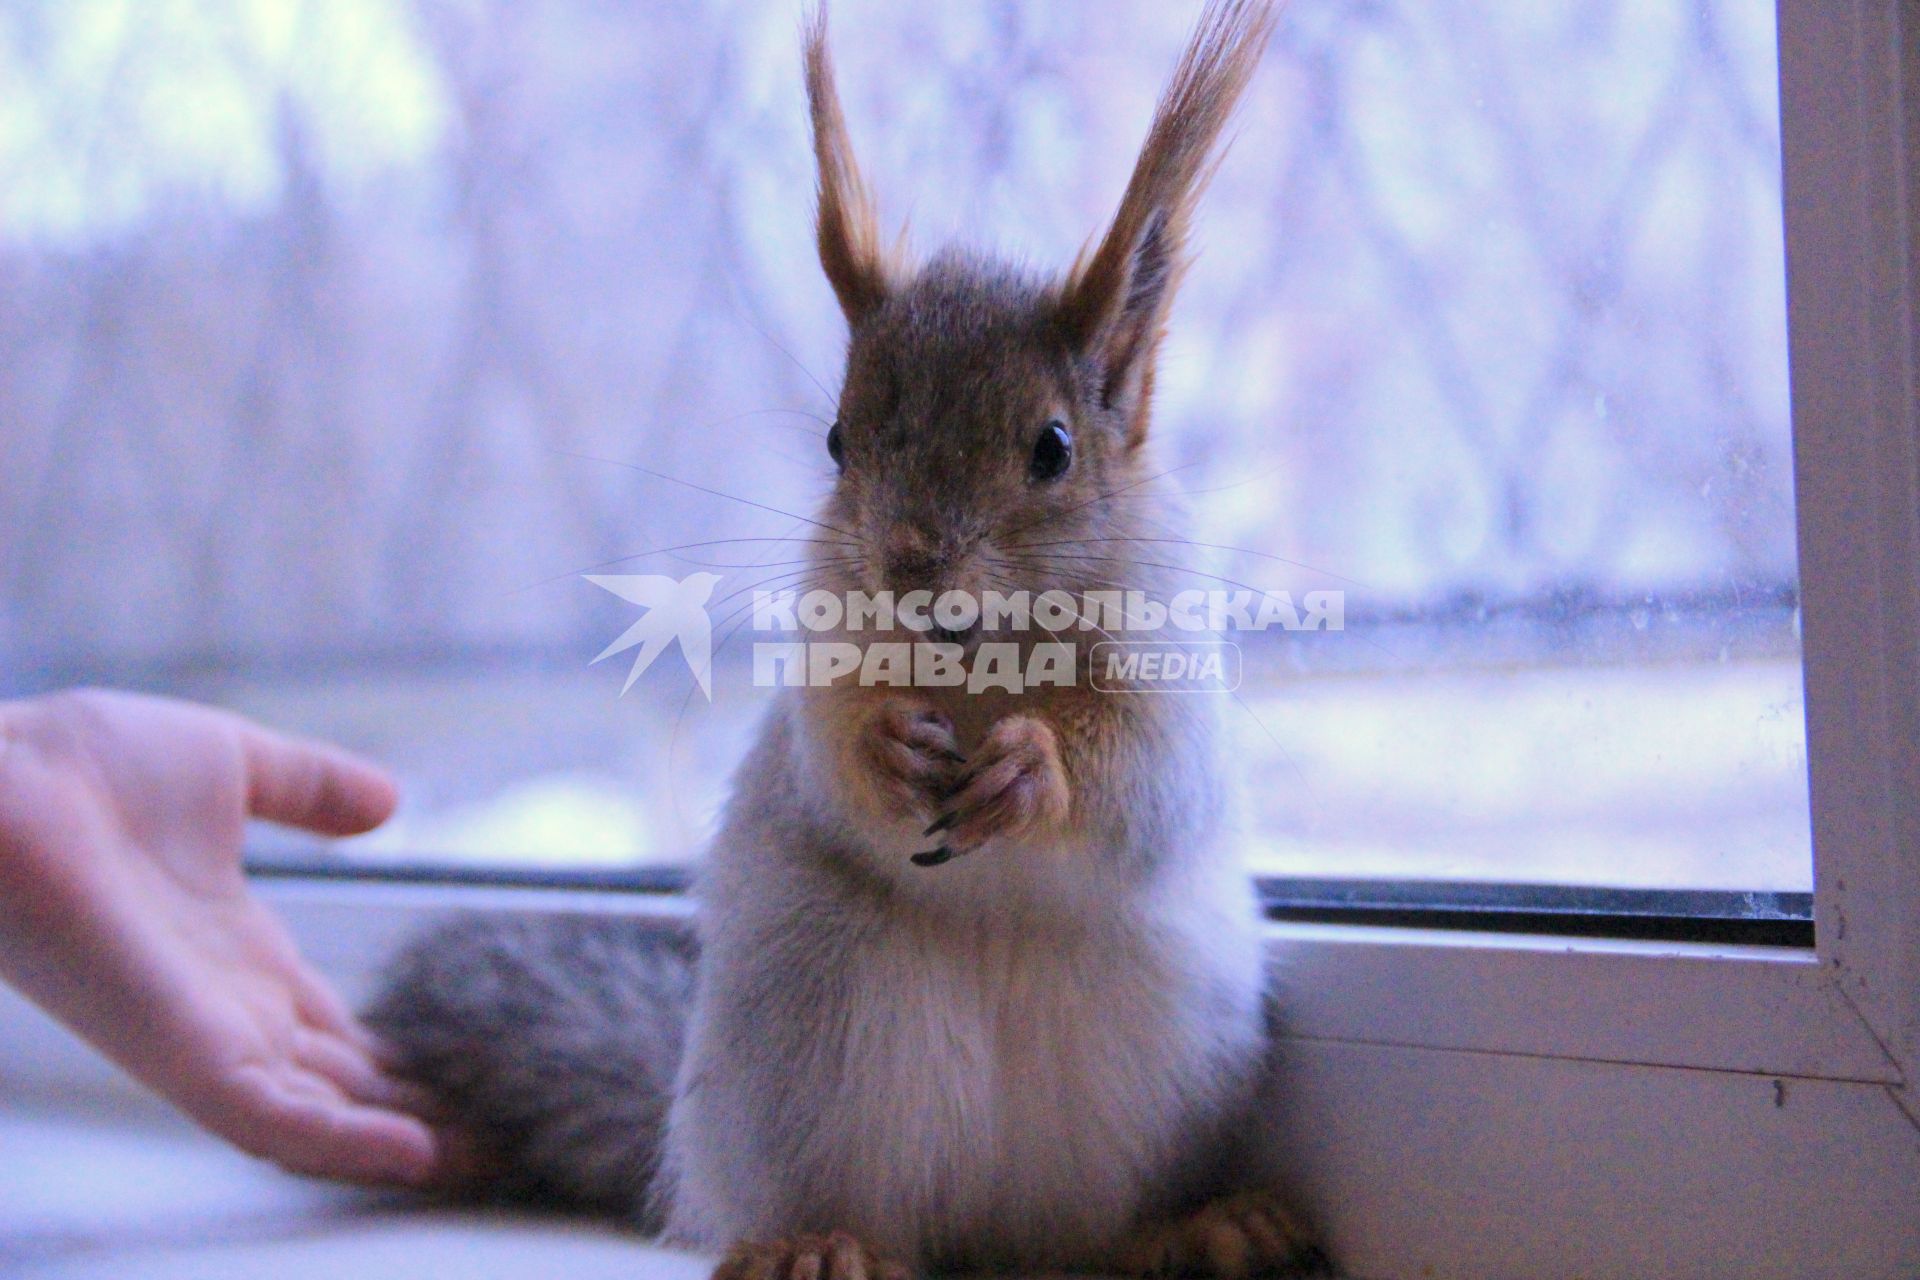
[369,2,1327,1276]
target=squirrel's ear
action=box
[1057,0,1273,447]
[804,6,892,325]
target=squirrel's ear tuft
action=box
[1057,0,1274,446]
[804,5,893,325]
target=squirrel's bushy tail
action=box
[366,911,695,1228]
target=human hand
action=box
[0,688,436,1185]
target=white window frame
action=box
[2,2,1912,1277]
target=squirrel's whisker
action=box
[662,554,861,570]
[728,299,841,411]
[999,551,1400,663]
[551,447,862,540]
[998,460,1207,541]
[665,574,824,787]
[998,537,1368,588]
[1012,582,1127,651]
[995,551,1285,601]
[517,536,857,595]
[703,564,840,619]
[730,406,836,435]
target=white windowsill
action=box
[0,983,712,1280]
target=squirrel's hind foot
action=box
[713,1232,912,1280]
[1121,1190,1332,1279]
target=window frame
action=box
[1,2,1914,1276]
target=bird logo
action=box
[584,572,722,697]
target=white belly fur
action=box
[667,862,1264,1271]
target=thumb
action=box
[238,724,399,837]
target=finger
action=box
[238,724,399,836]
[292,1025,436,1116]
[291,1028,412,1105]
[220,1063,438,1186]
[285,961,381,1055]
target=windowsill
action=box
[0,871,1904,1280]
[0,989,714,1280]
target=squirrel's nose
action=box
[885,549,944,587]
[881,527,949,591]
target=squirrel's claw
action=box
[862,700,966,821]
[922,715,1069,857]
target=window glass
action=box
[0,0,1807,893]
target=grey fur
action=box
[367,912,694,1229]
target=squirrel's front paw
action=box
[860,698,965,821]
[921,714,1069,858]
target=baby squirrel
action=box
[371,2,1325,1276]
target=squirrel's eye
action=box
[827,421,846,472]
[1029,420,1072,483]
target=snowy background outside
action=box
[0,0,1808,892]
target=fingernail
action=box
[923,813,954,836]
[911,847,956,867]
